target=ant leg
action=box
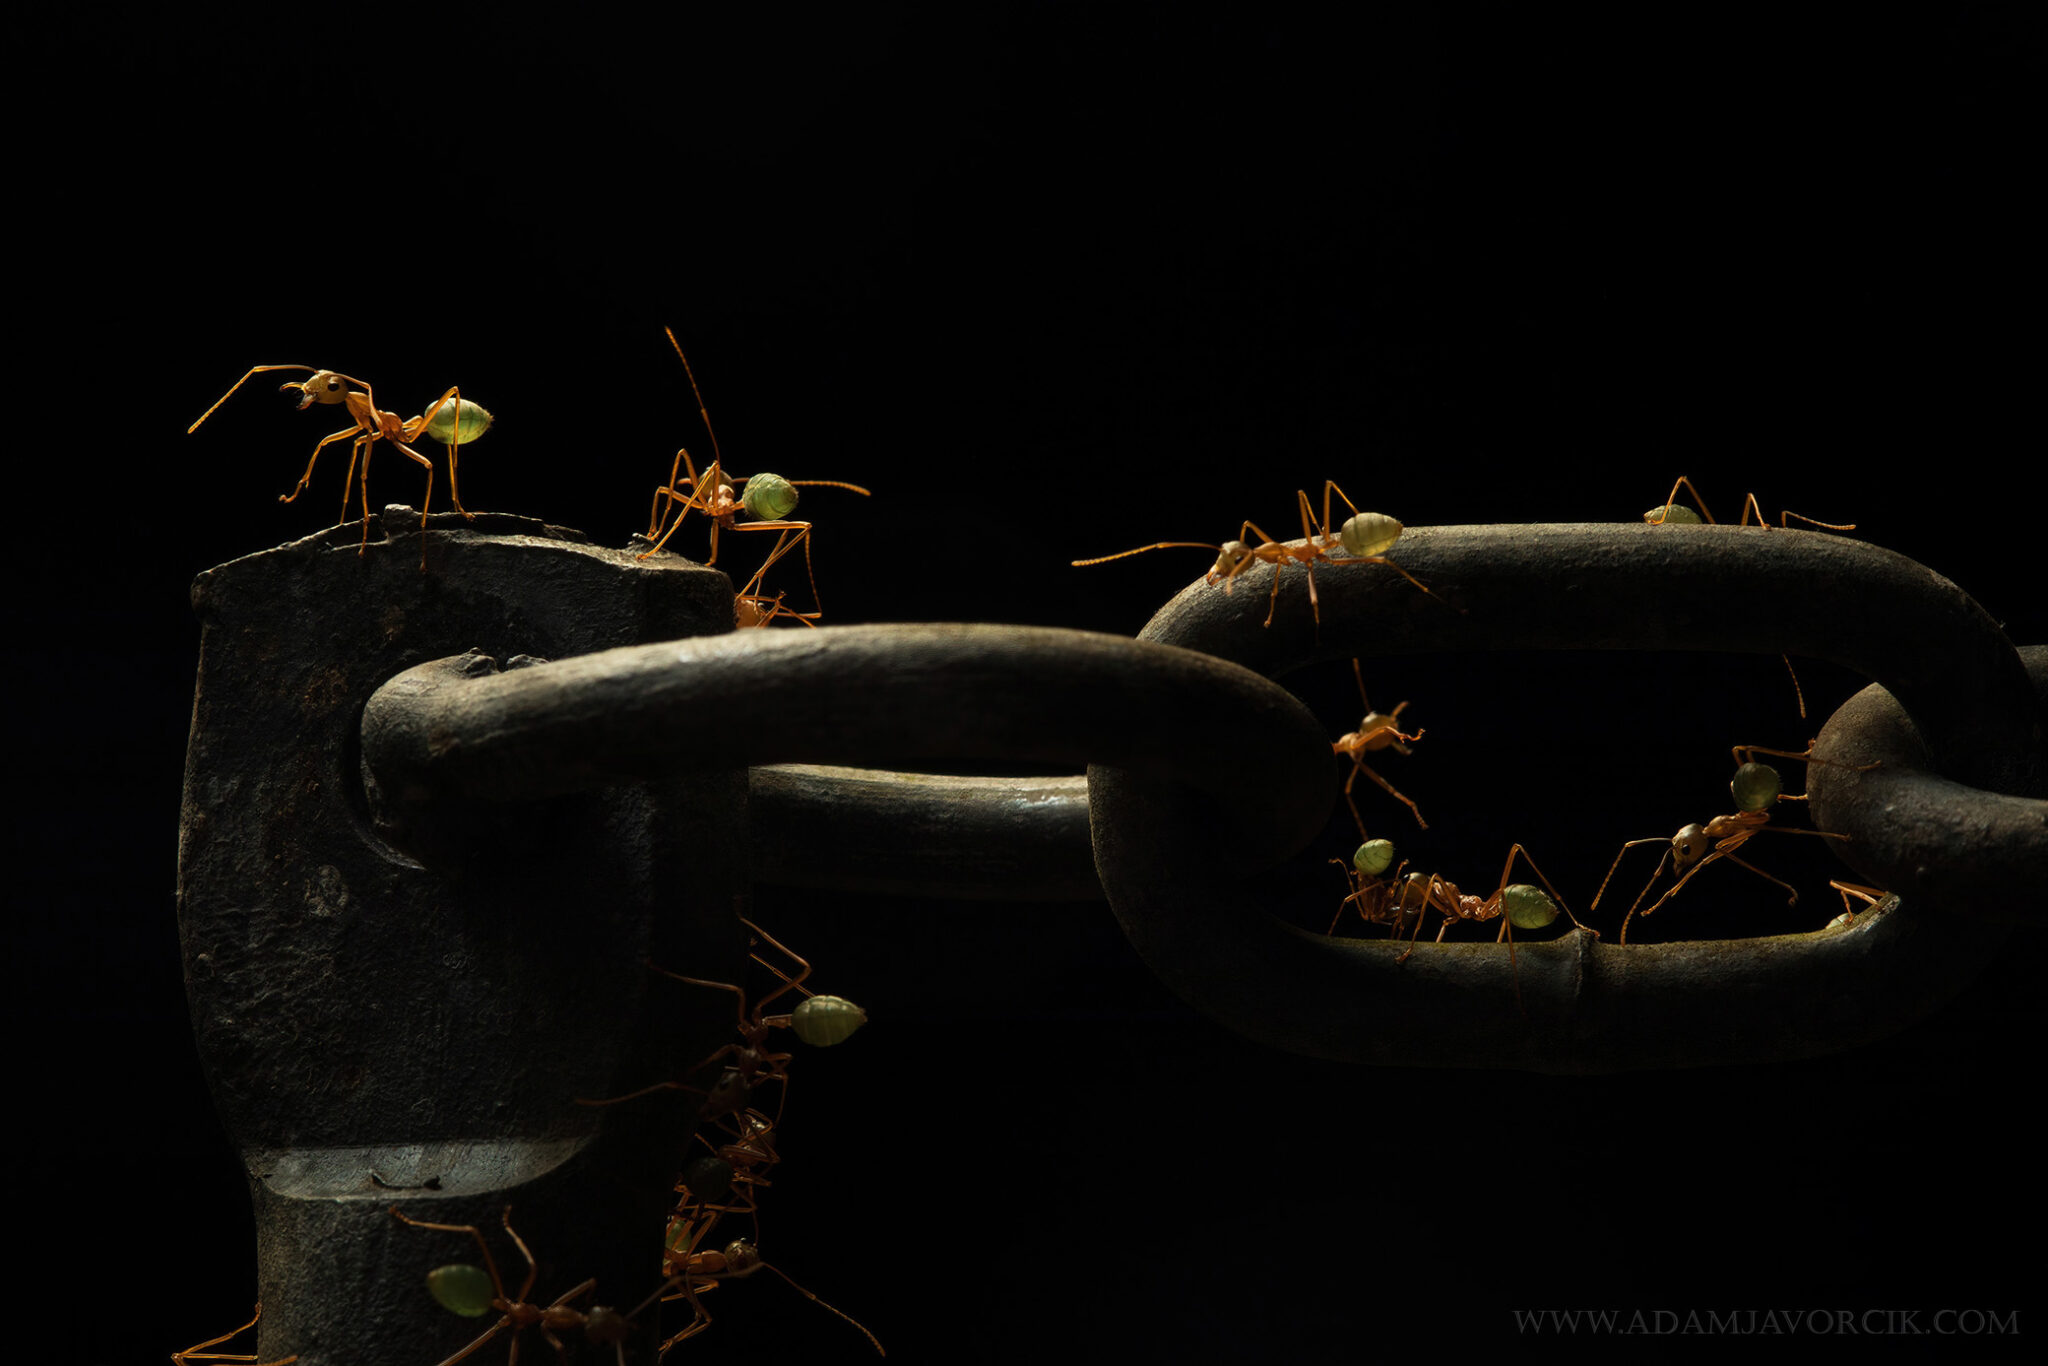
[391,1205,513,1304]
[1718,851,1800,906]
[415,386,476,520]
[1615,848,1675,945]
[1591,838,1667,913]
[644,449,714,558]
[1322,479,1365,539]
[392,440,436,565]
[1649,475,1714,525]
[1345,756,1428,829]
[282,427,364,505]
[173,1302,302,1366]
[741,917,816,1008]
[336,433,372,527]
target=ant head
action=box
[283,370,351,409]
[1209,541,1253,579]
[1672,823,1713,867]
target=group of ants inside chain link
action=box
[176,331,1895,1364]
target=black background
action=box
[19,4,2042,1361]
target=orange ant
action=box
[576,918,866,1126]
[654,1208,883,1358]
[1595,744,1873,944]
[639,329,870,576]
[172,1303,297,1366]
[1383,844,1591,1010]
[1389,845,1588,958]
[1332,659,1425,837]
[663,1106,784,1267]
[188,365,492,565]
[390,1205,642,1366]
[1072,480,1431,627]
[1643,475,1857,717]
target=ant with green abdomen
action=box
[1073,480,1432,628]
[1595,746,1874,943]
[188,364,492,566]
[639,329,870,568]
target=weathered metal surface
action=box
[750,766,1100,901]
[1809,644,2048,919]
[359,623,1331,886]
[1088,524,2037,1071]
[178,507,743,1364]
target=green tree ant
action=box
[391,1204,645,1366]
[576,918,866,1127]
[663,1105,784,1268]
[639,329,871,569]
[172,1302,297,1366]
[187,365,492,566]
[653,1207,884,1358]
[1643,475,1858,717]
[1383,844,1591,1011]
[1072,480,1432,628]
[1594,744,1872,943]
[1333,659,1426,837]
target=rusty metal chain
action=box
[351,520,2047,1078]
[1092,523,2044,1071]
[181,509,2045,1362]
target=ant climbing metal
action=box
[172,1303,298,1366]
[663,1105,784,1268]
[638,330,871,590]
[188,365,493,565]
[576,918,867,1126]
[1642,475,1858,718]
[1332,659,1425,837]
[1593,743,1874,944]
[1380,844,1590,1011]
[391,1204,645,1366]
[1387,845,1588,957]
[1072,480,1432,628]
[653,1208,884,1358]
